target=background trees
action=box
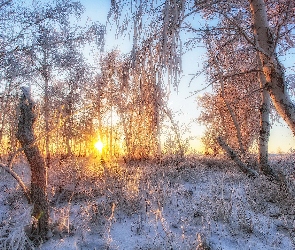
[0,0,105,157]
[0,0,294,183]
[0,0,294,245]
[98,49,165,160]
[110,0,295,170]
[0,0,105,243]
[196,0,295,172]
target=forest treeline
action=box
[0,0,295,166]
[0,0,188,163]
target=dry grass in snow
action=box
[0,154,295,249]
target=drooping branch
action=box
[208,41,245,154]
[217,136,258,177]
[0,163,31,203]
[220,81,245,154]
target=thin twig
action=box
[185,82,213,99]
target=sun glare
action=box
[95,141,104,153]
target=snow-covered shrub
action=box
[0,205,34,249]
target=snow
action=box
[0,155,294,249]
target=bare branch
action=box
[0,163,31,203]
[273,2,291,52]
[221,13,256,47]
[217,137,259,177]
[0,0,12,9]
[221,69,262,80]
[185,82,213,99]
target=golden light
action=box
[95,141,104,153]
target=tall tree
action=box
[249,0,295,135]
[111,0,295,169]
[99,50,164,159]
[17,87,49,244]
[0,0,34,153]
[26,1,104,163]
[197,0,294,171]
[0,0,105,244]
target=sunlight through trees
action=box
[0,0,294,246]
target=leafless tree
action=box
[110,0,295,174]
[16,87,49,244]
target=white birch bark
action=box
[257,55,272,174]
[258,74,271,170]
[249,0,295,135]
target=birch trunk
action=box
[258,75,272,172]
[16,87,49,243]
[42,49,51,167]
[257,56,273,175]
[249,0,295,135]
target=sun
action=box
[94,141,104,153]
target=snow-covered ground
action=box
[0,154,294,249]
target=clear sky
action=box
[80,0,295,153]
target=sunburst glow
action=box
[94,141,104,153]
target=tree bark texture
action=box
[43,58,51,167]
[257,56,273,175]
[16,87,49,243]
[249,0,295,135]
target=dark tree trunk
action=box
[217,136,258,177]
[16,87,49,244]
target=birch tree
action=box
[99,50,164,159]
[0,0,34,153]
[249,0,295,135]
[111,0,295,172]
[16,0,104,161]
[197,0,294,172]
[17,87,49,244]
[0,0,106,244]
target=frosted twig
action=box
[0,163,31,203]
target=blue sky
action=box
[80,0,295,153]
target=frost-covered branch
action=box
[0,163,31,203]
[0,0,12,9]
[217,137,258,177]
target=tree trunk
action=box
[257,56,273,175]
[16,87,49,244]
[258,77,271,171]
[42,50,51,167]
[249,0,295,135]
